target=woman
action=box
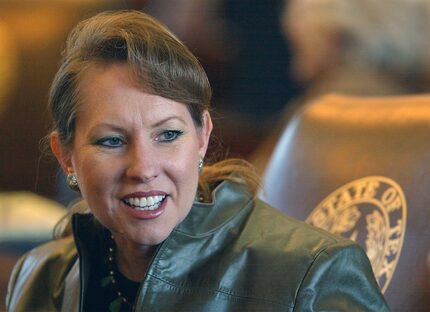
[6,11,389,312]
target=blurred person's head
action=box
[282,0,430,84]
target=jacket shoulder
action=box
[238,198,388,310]
[249,197,351,251]
[6,236,78,311]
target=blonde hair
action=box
[51,11,260,238]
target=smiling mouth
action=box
[122,195,166,211]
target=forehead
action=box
[75,63,194,127]
[78,62,145,106]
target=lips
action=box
[120,191,168,220]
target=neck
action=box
[113,235,157,282]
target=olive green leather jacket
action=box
[7,181,389,311]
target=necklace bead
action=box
[106,235,134,309]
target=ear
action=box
[50,131,73,173]
[198,111,213,158]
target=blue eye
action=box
[95,136,125,148]
[157,130,183,142]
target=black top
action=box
[84,231,140,312]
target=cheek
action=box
[169,154,199,189]
[167,139,200,178]
[74,155,118,201]
[166,148,200,198]
[77,161,118,228]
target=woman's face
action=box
[53,63,212,247]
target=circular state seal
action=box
[306,176,407,293]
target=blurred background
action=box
[2,0,430,309]
[0,0,298,201]
[6,0,430,202]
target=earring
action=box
[198,158,204,174]
[67,172,80,192]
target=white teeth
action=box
[147,197,154,206]
[140,197,147,206]
[124,195,165,211]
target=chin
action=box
[129,228,172,247]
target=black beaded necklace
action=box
[103,235,139,312]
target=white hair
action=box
[284,0,430,77]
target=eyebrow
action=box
[91,116,187,133]
[151,116,187,127]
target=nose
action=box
[125,142,159,182]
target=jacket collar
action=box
[175,181,253,236]
[71,213,104,312]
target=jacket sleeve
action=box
[293,242,390,312]
[4,238,78,312]
[5,254,27,311]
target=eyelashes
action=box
[155,130,184,142]
[94,136,125,148]
[94,129,184,148]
